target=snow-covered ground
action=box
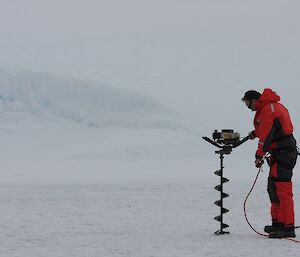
[1,182,300,257]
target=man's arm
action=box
[255,105,276,158]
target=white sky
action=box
[1,0,300,138]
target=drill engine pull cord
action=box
[243,164,300,243]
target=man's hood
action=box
[256,88,280,110]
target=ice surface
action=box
[0,68,179,129]
[1,183,299,257]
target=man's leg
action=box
[265,175,283,233]
[275,181,294,227]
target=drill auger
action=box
[203,130,249,235]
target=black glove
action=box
[248,130,256,140]
[255,155,264,168]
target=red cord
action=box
[243,167,268,237]
[243,167,300,243]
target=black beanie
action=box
[242,90,261,100]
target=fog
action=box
[1,0,300,183]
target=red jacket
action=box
[254,88,294,157]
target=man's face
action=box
[243,99,257,111]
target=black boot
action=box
[264,221,282,233]
[269,226,296,238]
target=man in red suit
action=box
[242,88,297,238]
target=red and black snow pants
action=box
[268,139,297,227]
